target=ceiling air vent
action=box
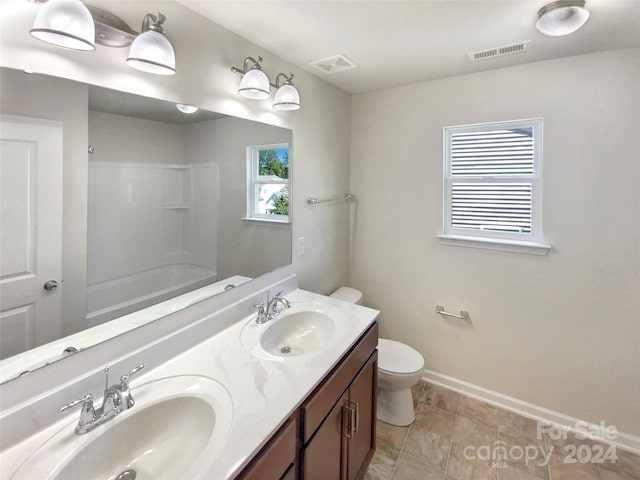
[310,54,358,74]
[468,41,531,62]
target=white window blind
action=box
[443,119,543,246]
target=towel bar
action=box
[307,193,356,204]
[436,305,469,320]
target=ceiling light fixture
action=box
[272,73,300,111]
[176,104,198,114]
[231,57,302,111]
[535,0,590,37]
[126,13,176,76]
[232,56,271,100]
[29,0,95,51]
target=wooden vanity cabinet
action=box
[345,353,377,479]
[237,416,298,480]
[237,322,378,480]
[302,352,377,480]
[301,323,378,480]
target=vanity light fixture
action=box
[126,13,176,76]
[231,57,302,110]
[176,103,198,114]
[535,0,590,36]
[29,1,176,75]
[232,56,271,100]
[29,0,95,51]
[272,73,300,111]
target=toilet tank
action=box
[330,287,363,305]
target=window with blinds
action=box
[443,119,543,243]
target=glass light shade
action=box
[176,104,198,114]
[127,30,176,75]
[536,3,590,36]
[238,68,270,100]
[30,0,95,51]
[273,84,301,111]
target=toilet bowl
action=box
[330,287,425,426]
[376,338,424,426]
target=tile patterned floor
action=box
[366,381,640,480]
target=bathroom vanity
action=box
[239,321,378,480]
[0,278,379,479]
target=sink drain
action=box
[280,346,292,354]
[116,469,137,480]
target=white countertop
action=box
[0,288,379,479]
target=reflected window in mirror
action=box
[246,144,289,223]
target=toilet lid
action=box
[378,338,424,374]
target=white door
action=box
[0,116,63,359]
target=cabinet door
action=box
[281,463,296,480]
[238,416,297,480]
[303,391,348,480]
[347,352,377,480]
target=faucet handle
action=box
[251,302,265,312]
[59,393,94,413]
[120,364,145,386]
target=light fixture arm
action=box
[271,73,294,89]
[141,12,166,34]
[231,56,264,76]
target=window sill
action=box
[242,217,291,227]
[437,234,550,256]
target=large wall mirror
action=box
[0,67,292,383]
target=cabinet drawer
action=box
[301,322,378,443]
[237,415,298,480]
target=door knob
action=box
[44,280,59,291]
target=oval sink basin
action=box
[260,310,335,357]
[9,375,233,480]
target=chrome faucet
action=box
[269,290,291,315]
[59,364,144,435]
[252,290,291,324]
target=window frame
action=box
[439,118,549,255]
[245,143,290,224]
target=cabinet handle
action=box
[353,401,359,433]
[345,400,358,436]
[343,403,355,439]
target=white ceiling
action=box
[89,84,226,124]
[179,0,640,94]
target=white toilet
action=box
[330,287,425,426]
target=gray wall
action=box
[350,48,640,436]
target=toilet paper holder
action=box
[436,305,469,320]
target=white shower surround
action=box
[87,108,220,327]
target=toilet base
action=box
[377,386,415,426]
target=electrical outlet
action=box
[297,236,305,256]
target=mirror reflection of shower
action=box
[87,110,219,326]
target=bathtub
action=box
[87,264,217,327]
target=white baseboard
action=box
[422,369,640,455]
